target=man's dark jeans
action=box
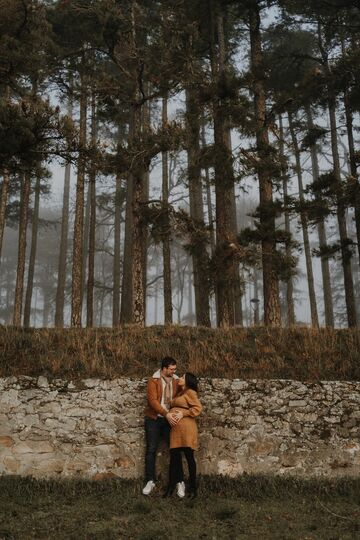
[144,416,170,482]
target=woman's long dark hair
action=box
[185,372,198,392]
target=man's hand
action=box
[166,412,180,426]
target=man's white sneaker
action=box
[176,481,185,498]
[142,480,155,495]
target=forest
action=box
[1,0,360,330]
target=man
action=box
[142,356,183,496]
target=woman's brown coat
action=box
[169,389,202,450]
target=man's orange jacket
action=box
[144,369,179,419]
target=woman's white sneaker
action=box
[142,480,155,495]
[176,481,185,498]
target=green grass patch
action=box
[0,475,360,539]
[1,325,360,381]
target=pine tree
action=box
[278,115,295,325]
[23,174,41,327]
[288,111,319,328]
[161,94,173,324]
[55,92,73,328]
[248,1,281,326]
[86,92,97,327]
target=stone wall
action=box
[1,376,360,478]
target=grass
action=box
[0,475,360,539]
[1,325,360,381]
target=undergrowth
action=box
[1,325,360,380]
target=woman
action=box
[164,372,202,499]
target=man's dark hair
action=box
[161,356,177,369]
[185,372,198,392]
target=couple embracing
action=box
[142,357,202,499]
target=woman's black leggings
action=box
[169,447,196,487]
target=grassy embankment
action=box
[0,475,359,539]
[0,325,360,380]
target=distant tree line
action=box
[0,0,359,328]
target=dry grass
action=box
[1,325,360,381]
[0,475,360,539]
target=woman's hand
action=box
[166,410,183,426]
[166,412,178,426]
[172,410,183,423]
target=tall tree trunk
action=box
[162,95,173,324]
[188,263,194,324]
[86,94,97,328]
[288,112,319,328]
[112,172,122,326]
[253,269,260,325]
[24,175,41,328]
[305,106,334,327]
[120,168,134,323]
[154,251,159,324]
[186,88,211,327]
[5,264,12,323]
[201,120,216,255]
[141,96,150,322]
[230,184,243,326]
[82,180,91,310]
[131,118,145,326]
[344,93,360,266]
[328,96,357,327]
[71,68,87,327]
[42,283,50,328]
[279,115,295,325]
[317,22,356,327]
[0,86,11,268]
[210,2,236,327]
[249,3,281,326]
[55,95,73,327]
[54,164,71,327]
[129,94,145,325]
[121,2,145,326]
[13,172,31,326]
[0,171,10,266]
[142,166,149,322]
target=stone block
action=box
[81,444,119,458]
[3,456,21,474]
[66,407,95,417]
[0,435,14,447]
[65,459,92,473]
[217,459,243,477]
[289,400,307,408]
[38,402,61,414]
[29,458,65,475]
[324,416,341,424]
[114,456,134,469]
[248,438,276,456]
[37,376,49,388]
[93,471,117,480]
[82,379,100,388]
[281,451,303,468]
[13,440,54,454]
[124,415,141,428]
[343,442,360,455]
[44,418,76,430]
[0,389,20,409]
[231,381,248,390]
[22,414,40,427]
